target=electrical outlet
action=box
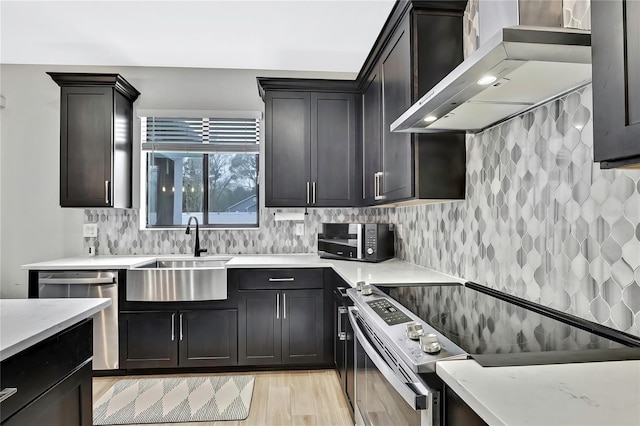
[83,223,98,238]
[295,223,305,236]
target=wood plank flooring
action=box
[92,369,352,426]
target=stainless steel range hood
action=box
[391,0,592,134]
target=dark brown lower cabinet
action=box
[179,309,237,367]
[282,289,324,364]
[0,320,93,426]
[238,291,282,365]
[120,309,238,369]
[120,311,177,368]
[238,289,324,366]
[3,362,92,426]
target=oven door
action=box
[348,307,438,426]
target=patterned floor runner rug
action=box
[93,376,255,425]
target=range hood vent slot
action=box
[391,0,592,134]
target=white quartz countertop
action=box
[436,359,640,426]
[22,254,464,287]
[0,298,111,361]
[21,255,157,270]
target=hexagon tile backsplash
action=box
[84,207,391,256]
[393,85,640,337]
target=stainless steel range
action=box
[347,282,640,426]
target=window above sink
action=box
[138,111,261,230]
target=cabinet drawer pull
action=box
[171,313,175,341]
[283,293,287,319]
[105,180,111,205]
[276,293,280,319]
[268,277,295,282]
[179,313,184,341]
[0,388,17,403]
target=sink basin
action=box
[126,257,231,302]
[139,259,230,269]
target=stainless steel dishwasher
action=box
[37,270,119,370]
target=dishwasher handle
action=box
[38,277,116,285]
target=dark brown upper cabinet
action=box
[48,73,140,207]
[259,1,467,208]
[370,6,467,206]
[263,89,357,207]
[592,0,640,169]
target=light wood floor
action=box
[93,369,353,426]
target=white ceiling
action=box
[0,0,396,73]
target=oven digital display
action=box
[367,299,412,325]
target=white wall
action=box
[0,64,354,298]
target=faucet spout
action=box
[186,216,208,257]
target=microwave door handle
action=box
[347,308,431,410]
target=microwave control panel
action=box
[364,226,377,256]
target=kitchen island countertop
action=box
[0,298,111,361]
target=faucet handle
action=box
[196,248,208,257]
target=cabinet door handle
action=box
[179,313,184,341]
[337,306,347,340]
[276,293,280,319]
[105,180,111,205]
[0,388,17,403]
[171,313,175,341]
[283,293,287,319]
[269,277,295,282]
[312,181,316,204]
[375,172,384,200]
[374,173,379,199]
[306,181,310,204]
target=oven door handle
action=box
[348,307,431,411]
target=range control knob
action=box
[367,247,374,255]
[420,333,441,354]
[406,322,424,340]
[360,284,373,296]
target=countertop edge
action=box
[0,298,112,361]
[436,360,507,426]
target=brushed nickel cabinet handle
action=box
[374,173,379,198]
[269,277,295,282]
[306,181,310,204]
[171,313,175,341]
[179,313,184,341]
[105,180,111,204]
[276,293,280,319]
[283,293,287,319]
[0,388,17,403]
[337,306,347,340]
[312,181,316,204]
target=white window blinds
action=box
[141,117,260,152]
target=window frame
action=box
[138,110,262,231]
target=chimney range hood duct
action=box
[391,0,591,134]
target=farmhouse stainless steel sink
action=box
[126,257,231,302]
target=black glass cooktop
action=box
[379,283,640,366]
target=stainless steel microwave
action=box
[317,223,394,262]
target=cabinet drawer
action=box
[0,319,92,423]
[234,268,324,290]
